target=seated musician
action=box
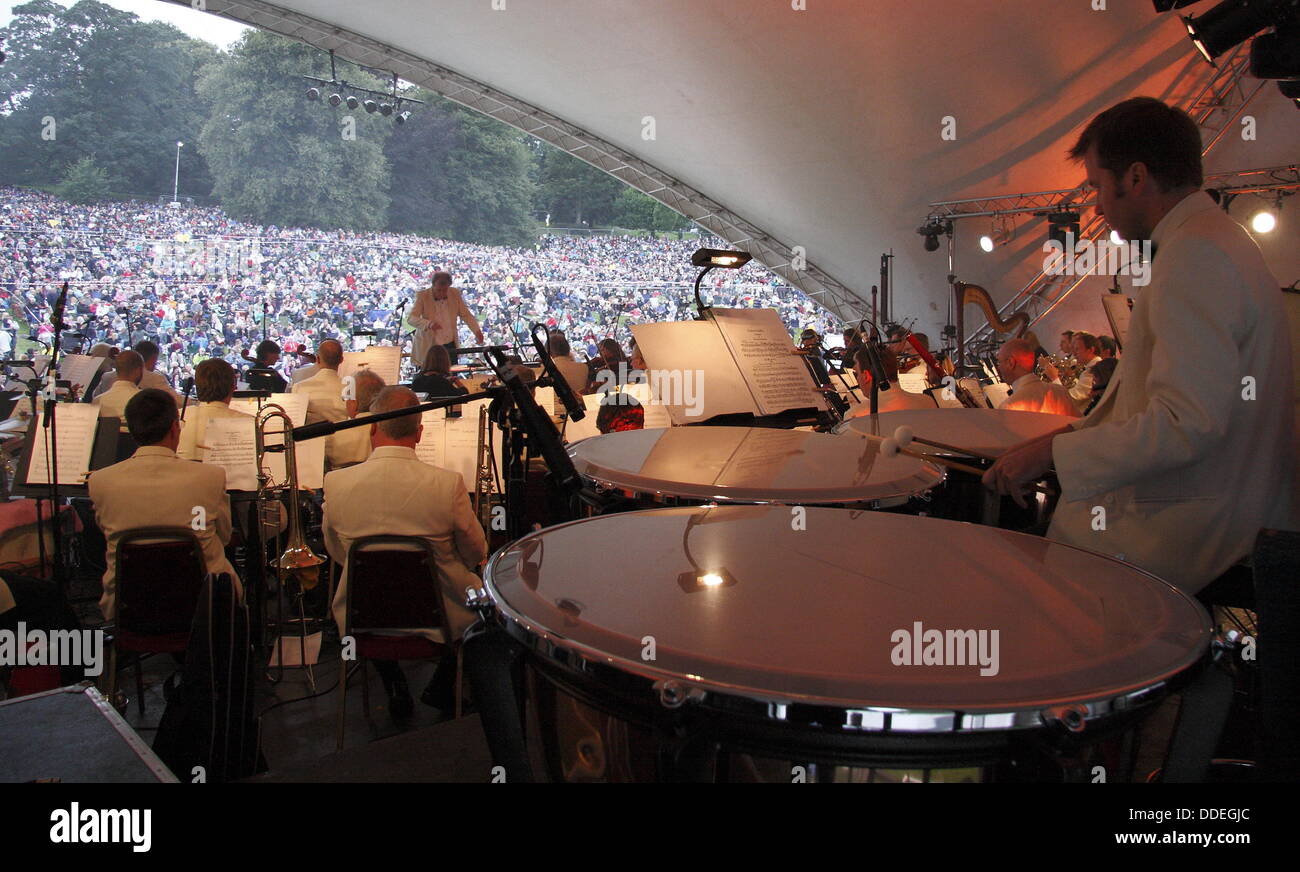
[292,339,348,425]
[596,392,644,434]
[1066,331,1103,412]
[326,368,385,470]
[1097,334,1119,360]
[846,345,936,415]
[94,341,181,405]
[584,339,627,393]
[411,344,468,398]
[896,332,931,375]
[546,332,590,399]
[995,338,1079,418]
[1083,357,1119,416]
[88,388,238,620]
[93,350,142,429]
[177,358,245,461]
[322,386,487,717]
[246,339,288,393]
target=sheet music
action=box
[958,378,991,409]
[224,393,323,489]
[25,403,99,486]
[57,354,105,398]
[202,415,259,491]
[631,321,756,424]
[341,346,402,388]
[621,381,673,429]
[897,372,929,394]
[562,393,605,443]
[711,308,827,416]
[984,381,1011,409]
[413,399,500,488]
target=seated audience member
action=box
[93,350,143,429]
[847,344,937,416]
[292,339,348,425]
[177,358,244,461]
[995,338,1080,418]
[596,392,644,434]
[246,340,288,393]
[88,389,237,621]
[411,345,468,398]
[322,387,487,717]
[326,368,386,470]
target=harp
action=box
[954,282,1029,373]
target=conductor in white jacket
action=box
[407,271,484,367]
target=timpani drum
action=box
[841,408,1077,527]
[569,426,943,510]
[479,506,1211,782]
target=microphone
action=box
[861,340,891,392]
[51,281,69,332]
[530,323,585,421]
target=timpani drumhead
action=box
[485,506,1210,728]
[842,408,1075,456]
[568,426,943,505]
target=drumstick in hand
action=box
[892,425,1001,463]
[878,436,1053,495]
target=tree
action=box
[533,144,624,227]
[612,187,691,233]
[0,0,217,198]
[196,31,390,230]
[55,156,112,203]
[385,92,536,246]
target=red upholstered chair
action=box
[104,527,207,716]
[336,535,459,751]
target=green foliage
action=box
[0,0,216,197]
[386,92,535,246]
[196,31,390,230]
[612,187,690,233]
[55,156,113,203]
[534,144,625,227]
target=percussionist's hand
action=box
[982,435,1055,509]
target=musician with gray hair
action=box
[321,386,487,718]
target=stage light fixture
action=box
[1183,0,1280,63]
[690,248,752,268]
[1251,209,1278,232]
[396,111,411,124]
[916,218,950,252]
[979,235,995,252]
[1110,229,1124,244]
[345,95,359,110]
[379,103,394,116]
[1046,210,1080,247]
[1250,26,1300,78]
[363,99,378,113]
[306,87,320,101]
[328,93,342,107]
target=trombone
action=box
[256,403,326,685]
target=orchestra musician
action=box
[1066,331,1103,412]
[546,332,589,399]
[245,339,288,393]
[322,386,487,717]
[847,344,936,415]
[995,338,1079,418]
[94,341,181,405]
[984,96,1295,593]
[177,358,246,461]
[88,388,238,620]
[326,368,386,470]
[291,339,348,425]
[93,350,143,430]
[407,271,484,368]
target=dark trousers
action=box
[442,341,459,365]
[372,653,458,707]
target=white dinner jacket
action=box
[407,286,482,367]
[1049,191,1295,592]
[291,367,348,425]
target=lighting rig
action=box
[303,50,423,124]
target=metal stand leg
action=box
[1163,663,1235,783]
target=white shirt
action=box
[92,379,139,427]
[999,373,1080,418]
[291,368,348,425]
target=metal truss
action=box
[925,42,1271,351]
[161,1,869,323]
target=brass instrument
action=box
[255,403,325,590]
[472,404,497,534]
[1037,354,1081,389]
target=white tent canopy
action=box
[180,0,1300,339]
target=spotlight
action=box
[396,111,411,124]
[980,220,1014,252]
[1110,229,1124,245]
[1251,209,1277,232]
[306,87,320,101]
[328,93,342,107]
[916,218,950,252]
[979,235,995,252]
[363,99,378,114]
[345,95,359,110]
[1250,26,1300,78]
[1046,211,1080,247]
[1183,0,1280,63]
[690,248,753,268]
[379,103,394,116]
